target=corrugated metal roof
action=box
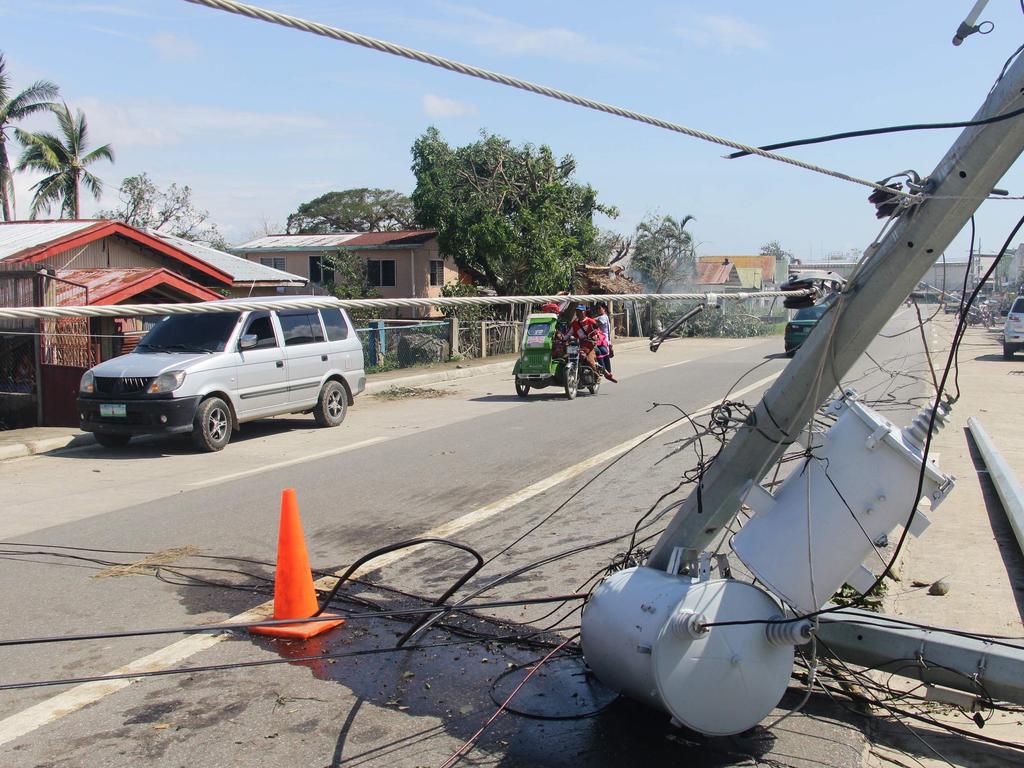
[232,233,361,250]
[56,268,223,304]
[148,230,307,285]
[699,255,775,282]
[0,221,99,261]
[343,230,437,246]
[696,262,736,285]
[231,229,437,251]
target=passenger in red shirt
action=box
[571,305,617,382]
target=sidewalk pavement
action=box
[865,318,1024,768]
[0,338,652,461]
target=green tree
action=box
[287,188,415,233]
[321,248,379,300]
[16,103,113,219]
[97,173,226,248]
[759,240,793,263]
[631,214,696,293]
[411,127,616,295]
[587,229,631,267]
[0,54,60,221]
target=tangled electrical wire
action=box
[0,224,1019,768]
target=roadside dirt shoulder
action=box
[866,319,1024,768]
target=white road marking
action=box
[187,437,391,488]
[0,371,783,747]
[661,359,691,369]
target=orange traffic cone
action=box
[250,489,345,640]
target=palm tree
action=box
[0,54,60,220]
[632,213,696,293]
[16,103,113,219]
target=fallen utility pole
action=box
[968,417,1024,558]
[818,608,1024,706]
[578,51,1024,735]
[648,54,1024,568]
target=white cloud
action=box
[422,93,478,119]
[675,14,768,53]
[422,4,647,66]
[148,33,200,60]
[49,3,166,19]
[75,97,334,147]
[84,25,135,40]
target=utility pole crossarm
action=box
[648,56,1024,568]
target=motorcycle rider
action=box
[571,305,617,383]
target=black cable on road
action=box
[0,594,587,648]
[0,630,578,692]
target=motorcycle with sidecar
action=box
[512,313,601,400]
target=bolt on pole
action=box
[648,55,1024,569]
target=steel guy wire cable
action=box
[181,0,917,201]
[0,290,809,320]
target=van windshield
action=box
[136,313,241,354]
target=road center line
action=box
[187,437,391,488]
[661,359,691,369]
[0,370,782,747]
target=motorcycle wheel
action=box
[564,363,578,400]
[588,371,601,395]
[515,379,530,398]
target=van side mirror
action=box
[239,334,259,350]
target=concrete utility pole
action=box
[818,607,1024,705]
[648,54,1024,569]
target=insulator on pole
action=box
[765,616,814,646]
[902,399,953,451]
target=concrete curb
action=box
[364,360,514,394]
[0,432,97,461]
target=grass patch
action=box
[373,386,452,401]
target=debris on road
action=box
[373,386,454,400]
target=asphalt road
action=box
[0,308,936,767]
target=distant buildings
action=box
[230,230,459,317]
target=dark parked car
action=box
[784,302,832,356]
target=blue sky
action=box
[3,1,1024,260]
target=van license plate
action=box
[100,404,127,418]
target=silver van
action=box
[76,298,366,451]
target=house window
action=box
[309,256,335,285]
[260,256,286,271]
[367,259,396,288]
[429,259,444,287]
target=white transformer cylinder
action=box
[581,567,797,735]
[731,392,954,615]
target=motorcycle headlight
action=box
[148,370,186,394]
[80,370,95,394]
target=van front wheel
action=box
[314,380,347,427]
[192,397,232,452]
